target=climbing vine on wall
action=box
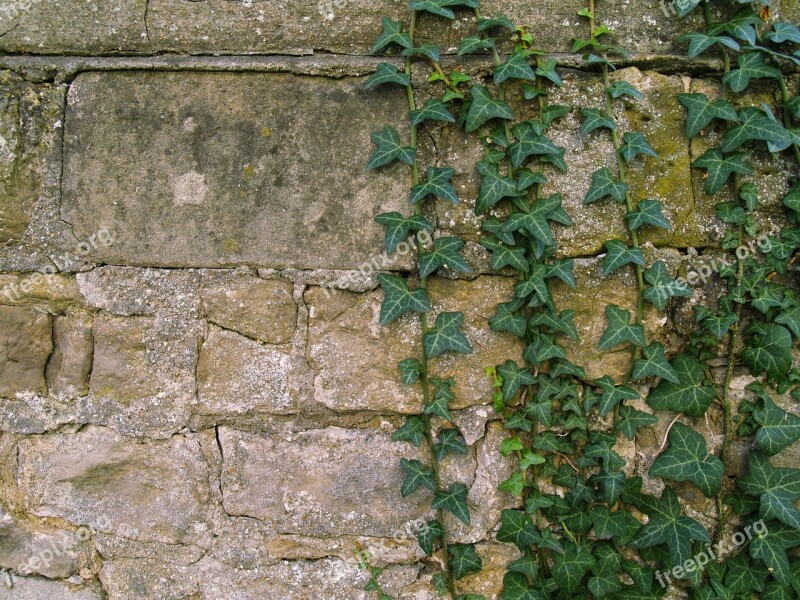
[364,0,800,598]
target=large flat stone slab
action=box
[61,71,409,269]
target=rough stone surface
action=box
[45,311,93,397]
[0,575,104,600]
[0,304,51,396]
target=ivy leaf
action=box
[419,237,470,278]
[364,63,411,89]
[626,199,671,231]
[410,166,459,204]
[678,93,739,138]
[765,22,800,44]
[477,13,515,32]
[377,273,431,325]
[754,395,800,456]
[749,522,800,587]
[546,259,577,288]
[502,571,540,600]
[466,85,515,133]
[541,104,570,126]
[417,520,444,556]
[370,17,412,54]
[367,125,416,170]
[692,149,752,195]
[457,35,495,55]
[480,238,528,272]
[672,0,702,17]
[490,303,528,338]
[502,193,564,247]
[449,544,483,580]
[402,43,441,61]
[580,108,616,136]
[743,325,793,378]
[410,99,456,126]
[552,543,596,593]
[535,58,562,85]
[620,132,659,162]
[617,404,659,440]
[475,159,523,214]
[722,52,782,93]
[643,260,692,310]
[408,0,457,19]
[629,487,711,565]
[508,122,561,167]
[497,509,541,550]
[708,6,761,45]
[602,240,645,275]
[696,306,739,337]
[497,360,537,403]
[722,107,793,153]
[392,415,426,447]
[776,296,800,339]
[632,342,680,383]
[529,309,579,340]
[515,168,547,192]
[432,482,471,525]
[593,375,640,417]
[398,357,422,384]
[609,81,643,100]
[649,423,724,497]
[400,458,437,497]
[646,353,715,417]
[433,428,468,460]
[739,452,800,530]
[677,31,741,58]
[375,212,432,254]
[723,552,767,594]
[424,312,472,358]
[598,304,646,350]
[584,167,628,204]
[424,392,453,423]
[524,333,567,365]
[494,51,537,84]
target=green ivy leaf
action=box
[417,520,444,556]
[739,452,800,530]
[678,93,739,138]
[508,122,561,167]
[632,342,680,383]
[708,6,761,44]
[392,415,426,447]
[546,259,577,288]
[594,375,640,417]
[432,482,471,525]
[677,31,741,58]
[481,238,528,272]
[400,458,437,497]
[755,395,800,456]
[367,125,416,170]
[620,132,658,162]
[609,81,643,100]
[457,35,495,55]
[375,212,432,254]
[626,199,671,232]
[584,167,628,204]
[646,353,715,417]
[378,273,431,325]
[502,571,541,600]
[419,237,470,278]
[466,85,515,133]
[603,240,645,275]
[424,311,472,358]
[743,325,793,378]
[749,522,800,587]
[524,333,567,365]
[497,360,537,402]
[424,391,454,422]
[489,302,527,338]
[722,52,782,93]
[672,0,702,17]
[722,106,793,153]
[649,423,724,497]
[409,0,457,19]
[529,309,579,340]
[598,304,646,350]
[494,50,537,84]
[370,17,412,54]
[552,543,596,592]
[449,543,483,580]
[497,509,541,550]
[398,357,422,384]
[475,159,524,214]
[364,63,411,89]
[402,43,441,61]
[502,193,564,247]
[410,98,456,126]
[629,487,710,565]
[535,58,562,85]
[616,405,659,440]
[692,149,752,195]
[433,428,468,461]
[765,21,800,43]
[589,566,623,598]
[541,104,570,125]
[410,166,459,204]
[696,306,739,337]
[643,260,692,310]
[580,108,616,136]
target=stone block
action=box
[0,304,51,396]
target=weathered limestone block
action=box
[196,325,304,418]
[219,426,432,537]
[306,275,522,413]
[16,426,211,545]
[0,304,51,396]
[61,71,409,270]
[0,575,104,600]
[45,311,93,397]
[0,509,91,579]
[88,314,197,436]
[0,0,149,55]
[200,278,296,344]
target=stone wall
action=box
[0,2,798,599]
